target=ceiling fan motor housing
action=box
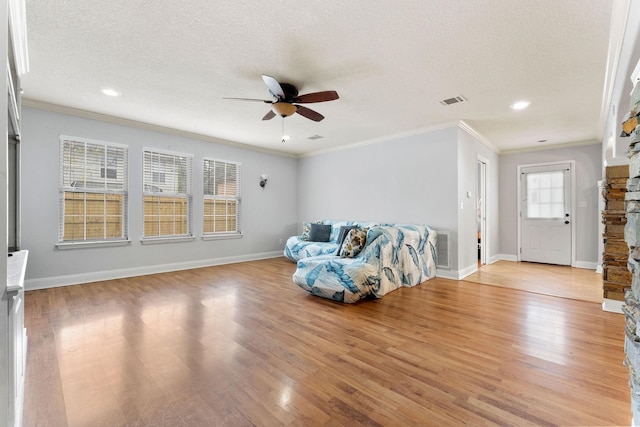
[277,83,299,101]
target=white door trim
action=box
[516,160,576,267]
[477,154,489,265]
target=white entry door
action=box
[520,163,572,265]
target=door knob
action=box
[565,220,570,224]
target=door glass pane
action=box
[526,171,564,219]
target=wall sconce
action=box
[259,174,268,189]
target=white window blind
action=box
[59,136,128,242]
[203,158,241,235]
[143,149,192,238]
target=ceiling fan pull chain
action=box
[281,118,285,143]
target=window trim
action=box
[202,157,242,237]
[201,233,243,241]
[59,135,129,244]
[56,240,131,250]
[141,147,193,240]
[140,235,195,245]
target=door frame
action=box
[516,160,576,267]
[477,154,489,265]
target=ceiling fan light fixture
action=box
[271,102,297,117]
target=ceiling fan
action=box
[224,75,339,122]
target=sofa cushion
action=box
[309,223,332,242]
[339,228,369,257]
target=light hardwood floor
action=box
[23,257,630,426]
[465,260,604,303]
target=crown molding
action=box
[500,139,600,155]
[598,0,633,142]
[300,121,462,158]
[21,98,298,158]
[457,121,500,153]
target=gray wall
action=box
[21,107,298,285]
[499,143,601,264]
[457,129,500,272]
[298,126,465,270]
[296,125,500,275]
[298,127,458,228]
[21,106,600,285]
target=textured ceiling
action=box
[22,0,614,156]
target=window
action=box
[203,158,241,235]
[59,136,128,242]
[143,149,192,238]
[526,171,564,219]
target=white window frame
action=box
[141,148,194,244]
[524,170,565,219]
[202,157,242,240]
[57,135,129,249]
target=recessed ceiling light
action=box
[101,88,119,97]
[511,100,530,110]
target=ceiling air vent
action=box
[307,135,324,140]
[439,95,467,106]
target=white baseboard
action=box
[490,255,597,270]
[435,270,459,280]
[497,254,518,262]
[574,261,598,270]
[602,298,624,314]
[436,263,478,280]
[25,251,284,291]
[458,264,478,280]
[595,264,603,274]
[487,254,501,264]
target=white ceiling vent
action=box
[307,135,324,140]
[439,95,467,106]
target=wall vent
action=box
[436,231,451,269]
[307,135,324,140]
[439,95,467,106]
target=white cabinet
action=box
[7,251,27,427]
[5,0,28,425]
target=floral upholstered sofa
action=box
[284,220,378,261]
[284,221,437,303]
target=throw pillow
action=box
[301,222,312,241]
[301,221,322,241]
[339,228,369,258]
[337,225,358,246]
[309,223,332,242]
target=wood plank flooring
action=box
[23,257,630,426]
[464,260,604,303]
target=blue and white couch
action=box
[284,220,437,303]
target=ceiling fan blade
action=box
[294,91,339,104]
[295,105,324,122]
[262,110,276,121]
[223,97,272,103]
[262,75,285,99]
